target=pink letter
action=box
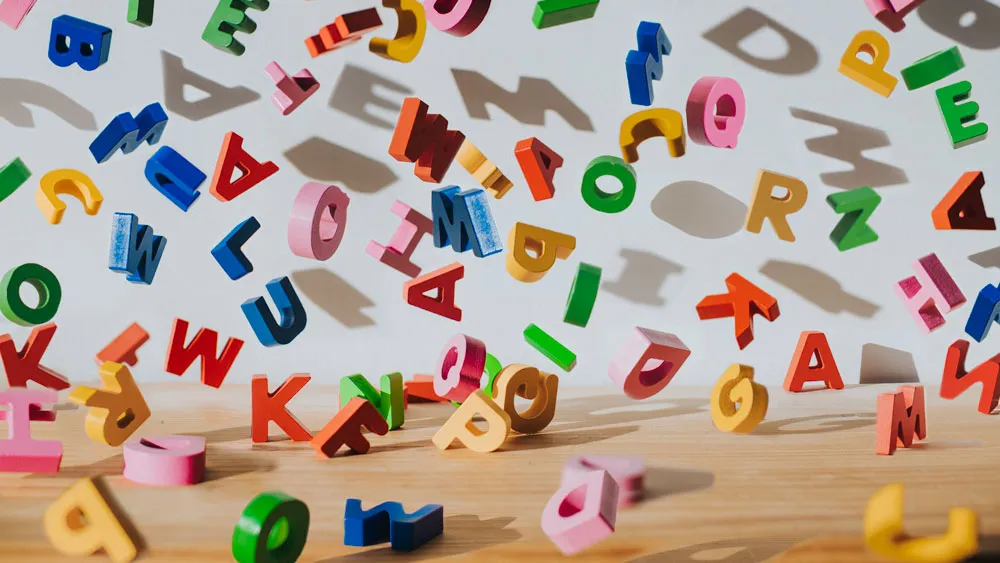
[563,456,644,506]
[435,334,486,402]
[0,0,38,30]
[687,76,746,149]
[265,62,319,116]
[288,182,349,261]
[0,388,62,473]
[542,470,619,555]
[123,435,206,486]
[895,253,966,333]
[366,200,433,278]
[608,328,691,400]
[422,0,491,37]
[865,0,926,32]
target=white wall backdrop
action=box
[1,0,998,389]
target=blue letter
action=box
[48,15,112,71]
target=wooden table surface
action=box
[1,382,997,562]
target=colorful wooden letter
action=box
[940,340,1000,415]
[210,132,279,202]
[0,323,67,390]
[307,8,383,57]
[48,15,112,71]
[403,262,464,321]
[966,284,1000,342]
[783,331,845,392]
[895,253,966,333]
[123,435,205,486]
[144,146,205,211]
[455,140,513,199]
[864,483,977,562]
[344,498,444,551]
[625,21,671,106]
[696,273,780,350]
[711,364,768,433]
[288,182,349,261]
[311,397,389,457]
[865,0,927,32]
[532,0,599,29]
[127,0,154,27]
[937,81,988,147]
[212,217,260,280]
[563,456,644,506]
[876,385,926,455]
[241,277,307,346]
[264,62,318,115]
[95,323,149,367]
[687,76,746,148]
[108,212,166,285]
[564,262,601,327]
[431,186,502,257]
[44,477,138,563]
[581,156,637,214]
[827,187,881,251]
[435,334,487,402]
[542,469,619,555]
[164,319,244,388]
[0,0,40,30]
[389,98,465,183]
[838,30,897,97]
[68,362,151,447]
[423,0,490,36]
[619,108,686,163]
[232,491,310,563]
[202,0,268,56]
[89,103,168,163]
[524,324,577,372]
[506,222,576,283]
[745,170,808,242]
[0,387,61,473]
[366,200,433,278]
[515,137,563,201]
[932,171,995,230]
[340,373,404,430]
[36,169,103,224]
[370,0,427,63]
[432,390,510,452]
[0,157,31,202]
[251,374,312,442]
[608,327,690,400]
[0,263,61,326]
[901,46,964,91]
[494,364,558,434]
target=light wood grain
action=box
[0,383,997,562]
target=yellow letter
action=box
[44,477,139,563]
[864,483,978,562]
[494,364,558,434]
[369,0,427,63]
[505,222,576,283]
[838,30,897,97]
[432,389,511,453]
[710,364,768,433]
[619,108,686,163]
[36,169,103,225]
[69,362,151,447]
[745,169,808,242]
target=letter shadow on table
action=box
[284,137,398,195]
[702,7,818,75]
[161,51,260,121]
[329,63,412,130]
[969,246,1000,269]
[651,181,747,239]
[759,259,880,318]
[330,514,522,561]
[919,0,1000,51]
[753,413,876,435]
[504,425,640,452]
[0,78,97,130]
[790,108,908,190]
[632,537,795,563]
[860,343,919,385]
[603,248,684,307]
[643,467,715,503]
[291,268,376,329]
[450,69,594,131]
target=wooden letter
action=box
[68,362,151,447]
[745,169,808,242]
[432,390,510,452]
[783,331,845,392]
[711,364,768,433]
[494,364,558,434]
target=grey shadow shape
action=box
[292,268,376,328]
[329,63,412,130]
[162,51,260,121]
[860,344,919,384]
[791,108,908,190]
[970,246,1000,269]
[193,425,251,443]
[0,78,97,130]
[603,248,684,307]
[284,136,398,194]
[702,7,818,75]
[503,425,639,451]
[643,467,715,503]
[94,476,148,556]
[330,514,521,561]
[651,181,747,239]
[919,0,1000,51]
[632,537,796,563]
[754,413,875,436]
[963,535,1000,562]
[28,454,123,479]
[760,259,880,318]
[203,448,276,482]
[451,69,594,131]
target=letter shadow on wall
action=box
[860,343,919,384]
[969,246,1000,269]
[790,108,908,190]
[291,269,375,329]
[284,137,397,194]
[703,7,818,75]
[329,63,412,130]
[603,248,683,307]
[162,51,260,121]
[759,259,880,318]
[651,181,747,239]
[450,69,594,131]
[0,78,97,130]
[919,0,1000,50]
